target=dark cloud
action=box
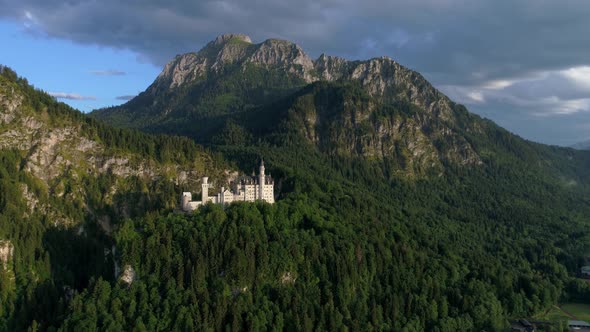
[116,95,135,101]
[469,104,590,147]
[4,0,588,78]
[91,70,126,76]
[2,0,590,144]
[49,92,96,100]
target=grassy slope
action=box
[535,303,590,321]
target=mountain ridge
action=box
[91,34,491,175]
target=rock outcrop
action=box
[119,264,136,285]
[0,240,14,270]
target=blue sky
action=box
[1,0,590,146]
[0,21,159,112]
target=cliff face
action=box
[0,71,217,227]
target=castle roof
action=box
[234,173,274,185]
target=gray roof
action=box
[569,320,590,327]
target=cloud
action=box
[116,95,135,101]
[2,0,590,145]
[561,66,590,90]
[441,66,590,116]
[90,70,126,76]
[2,1,589,88]
[2,0,588,81]
[438,64,590,145]
[49,92,96,100]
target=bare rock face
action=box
[246,39,316,82]
[155,34,254,90]
[314,54,349,81]
[0,240,14,270]
[0,88,22,125]
[119,264,136,285]
[154,34,316,90]
[280,271,296,285]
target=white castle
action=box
[182,159,274,211]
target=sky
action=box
[1,0,590,146]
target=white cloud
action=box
[49,92,96,100]
[90,70,126,76]
[467,91,485,103]
[438,65,590,118]
[22,10,39,29]
[481,79,514,90]
[560,66,590,90]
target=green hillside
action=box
[3,29,590,331]
[0,67,229,331]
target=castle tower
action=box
[202,177,209,205]
[181,192,192,210]
[259,159,265,199]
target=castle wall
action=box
[244,184,257,201]
[262,185,274,203]
[223,190,234,204]
[185,201,201,212]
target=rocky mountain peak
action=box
[152,35,319,90]
[212,33,252,46]
[313,54,348,81]
[247,38,315,82]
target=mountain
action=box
[92,33,590,180]
[92,34,489,175]
[4,33,590,330]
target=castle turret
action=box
[259,159,265,199]
[182,192,192,210]
[202,177,209,205]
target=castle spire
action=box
[259,158,265,199]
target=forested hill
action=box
[82,35,590,330]
[0,66,230,330]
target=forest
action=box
[1,65,590,331]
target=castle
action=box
[182,159,274,211]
